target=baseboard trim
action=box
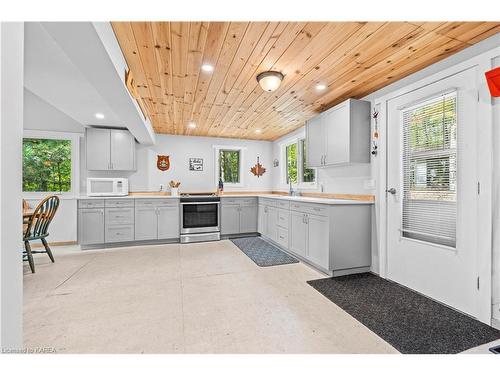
[31,241,77,248]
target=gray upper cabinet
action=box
[111,130,136,171]
[86,128,136,171]
[306,98,370,167]
[306,114,325,167]
[86,128,111,170]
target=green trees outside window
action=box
[219,149,240,183]
[285,138,315,185]
[23,138,72,192]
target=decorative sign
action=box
[189,158,204,171]
[250,157,266,178]
[273,159,279,167]
[157,155,170,171]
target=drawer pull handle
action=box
[314,208,321,211]
[279,236,285,239]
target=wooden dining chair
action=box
[23,195,60,273]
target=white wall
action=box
[492,55,500,326]
[23,89,84,245]
[83,134,274,193]
[0,22,24,350]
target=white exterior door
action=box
[387,68,478,317]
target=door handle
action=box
[386,188,397,195]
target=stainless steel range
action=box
[180,195,221,243]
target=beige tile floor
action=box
[23,241,499,354]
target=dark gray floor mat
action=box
[307,273,500,354]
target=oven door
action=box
[180,202,220,234]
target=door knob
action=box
[386,188,397,195]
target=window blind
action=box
[401,91,457,248]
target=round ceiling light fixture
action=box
[255,129,262,134]
[256,71,284,92]
[95,112,105,119]
[187,121,197,129]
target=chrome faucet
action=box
[289,180,297,196]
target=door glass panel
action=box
[402,92,457,247]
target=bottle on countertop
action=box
[218,178,224,195]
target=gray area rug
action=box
[230,236,298,267]
[307,273,500,354]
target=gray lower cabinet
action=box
[258,204,267,236]
[257,197,372,276]
[78,208,105,245]
[78,198,180,247]
[266,206,278,242]
[134,206,157,240]
[221,198,258,235]
[240,203,258,233]
[157,205,179,239]
[289,211,307,258]
[135,200,180,240]
[305,213,329,269]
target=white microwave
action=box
[86,178,129,197]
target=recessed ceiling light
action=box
[188,121,196,129]
[315,83,327,91]
[201,64,214,72]
[255,129,262,134]
[95,113,105,119]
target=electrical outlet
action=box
[364,179,376,189]
[159,184,164,191]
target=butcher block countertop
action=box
[78,191,374,205]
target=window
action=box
[214,146,245,186]
[402,91,457,247]
[22,131,80,197]
[283,138,316,187]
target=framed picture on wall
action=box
[189,158,203,171]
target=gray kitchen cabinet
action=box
[157,205,179,240]
[221,204,240,235]
[135,201,180,240]
[306,213,329,269]
[78,208,105,245]
[86,128,111,170]
[306,98,370,167]
[221,198,258,235]
[86,128,136,171]
[289,211,307,257]
[111,130,136,171]
[258,204,267,236]
[266,206,279,243]
[240,203,258,233]
[134,206,157,240]
[305,114,325,167]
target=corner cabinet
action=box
[306,98,370,167]
[86,128,136,171]
[221,197,258,235]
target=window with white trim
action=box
[214,145,245,187]
[22,131,79,197]
[282,138,316,187]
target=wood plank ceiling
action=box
[111,22,500,141]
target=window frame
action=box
[280,137,317,189]
[22,130,81,200]
[213,145,246,187]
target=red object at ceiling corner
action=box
[485,66,500,97]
